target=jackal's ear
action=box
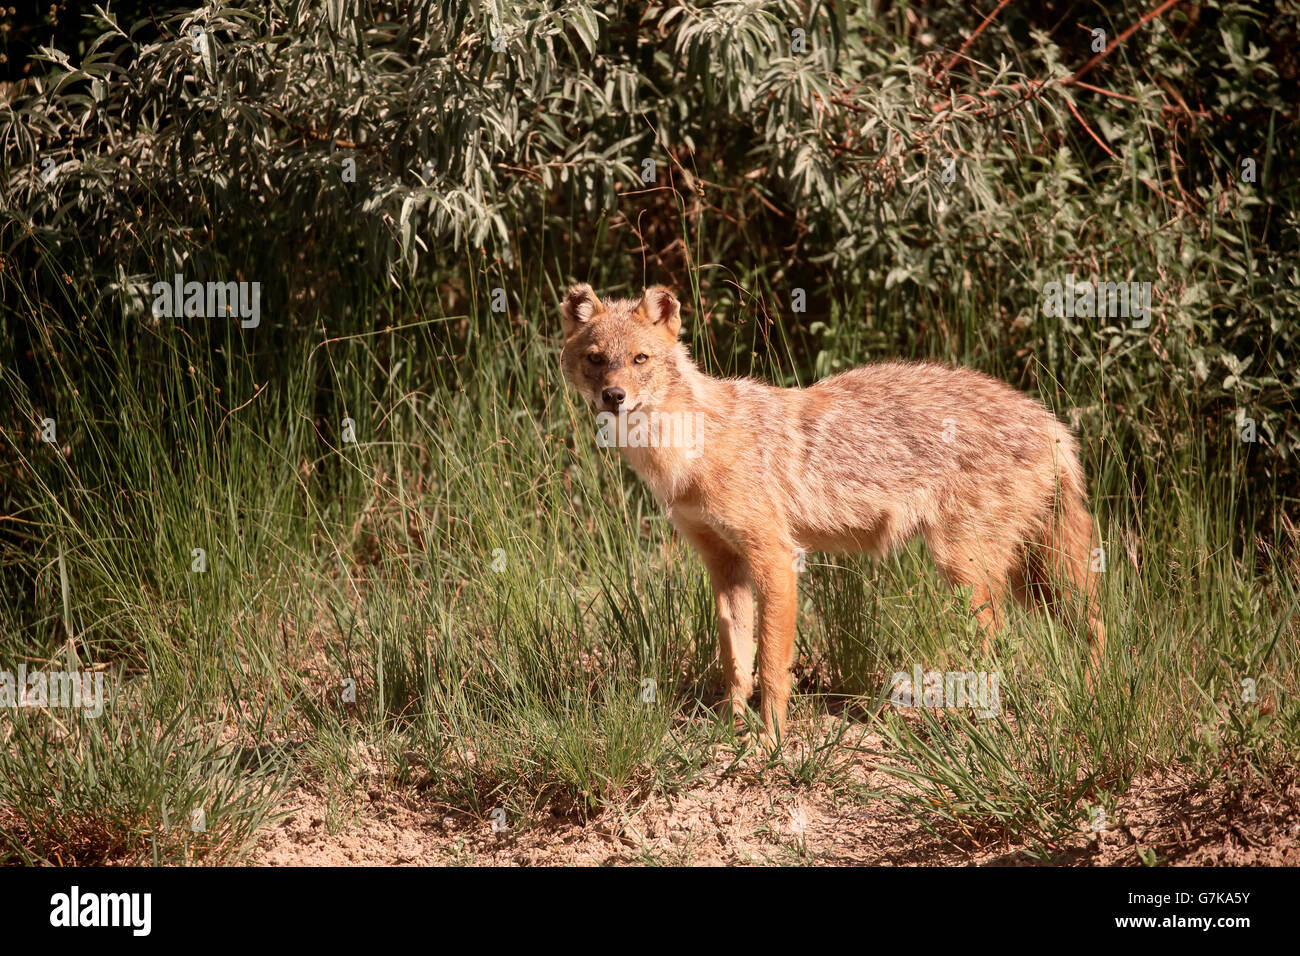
[640,286,681,339]
[561,283,602,339]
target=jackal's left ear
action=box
[561,283,602,339]
[640,286,681,339]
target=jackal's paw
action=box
[716,694,749,730]
[731,717,781,754]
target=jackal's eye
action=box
[634,353,649,365]
[586,353,604,366]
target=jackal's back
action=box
[711,361,1079,557]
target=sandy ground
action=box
[248,727,1300,867]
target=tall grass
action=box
[1,231,1295,863]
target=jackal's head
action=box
[560,284,684,414]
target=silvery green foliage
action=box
[2,0,1297,494]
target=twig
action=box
[940,0,1013,76]
[1062,0,1187,87]
[216,382,267,438]
[1071,80,1141,104]
[1064,96,1116,158]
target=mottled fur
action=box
[561,284,1104,745]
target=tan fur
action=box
[561,284,1105,746]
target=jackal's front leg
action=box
[677,523,754,723]
[712,560,755,725]
[749,546,798,747]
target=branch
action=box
[1062,0,1188,87]
[940,0,1014,77]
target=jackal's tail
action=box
[1027,420,1106,675]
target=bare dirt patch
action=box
[248,727,1300,867]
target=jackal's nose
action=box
[601,387,626,409]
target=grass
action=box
[0,237,1297,865]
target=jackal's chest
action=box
[620,442,698,506]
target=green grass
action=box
[1,245,1295,865]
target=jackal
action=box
[561,284,1104,746]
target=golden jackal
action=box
[561,284,1104,746]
